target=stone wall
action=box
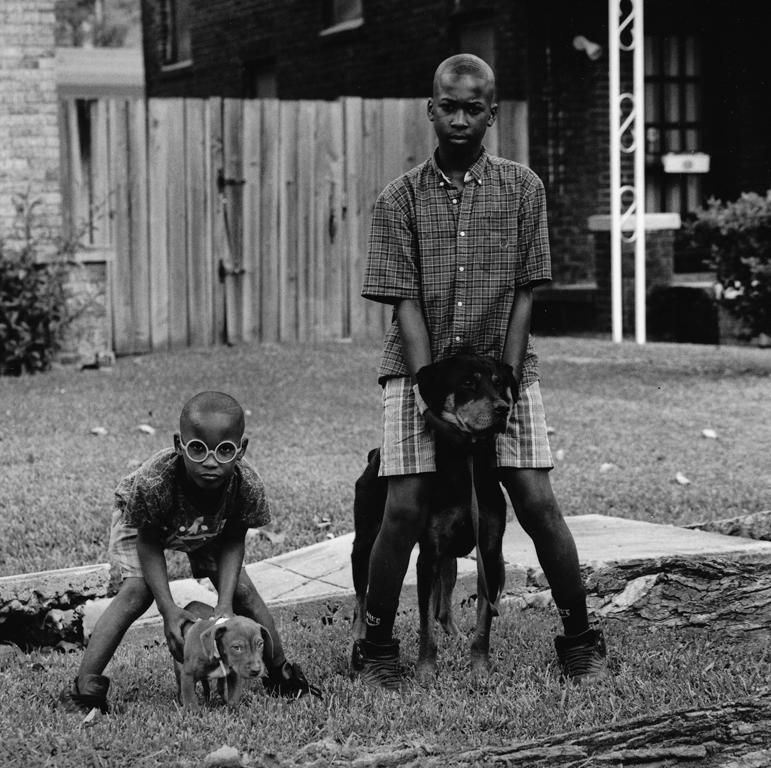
[0,0,61,239]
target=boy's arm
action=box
[501,285,533,398]
[397,299,468,445]
[212,522,247,618]
[395,298,431,379]
[136,526,194,661]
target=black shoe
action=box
[351,639,402,691]
[554,627,608,683]
[262,660,322,699]
[57,675,110,713]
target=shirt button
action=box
[179,526,186,532]
[457,301,463,307]
[201,524,208,532]
[452,199,458,205]
[455,336,461,342]
[459,231,465,237]
[458,266,465,272]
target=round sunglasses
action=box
[179,437,242,464]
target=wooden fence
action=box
[58,97,528,354]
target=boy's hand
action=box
[161,605,198,662]
[501,363,521,404]
[424,409,470,448]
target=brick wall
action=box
[0,1,61,239]
[142,0,532,100]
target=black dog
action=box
[351,354,514,676]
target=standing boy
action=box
[59,391,320,712]
[353,54,607,690]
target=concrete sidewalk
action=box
[87,513,771,640]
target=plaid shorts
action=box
[108,509,223,580]
[379,377,554,477]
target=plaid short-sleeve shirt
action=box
[362,149,552,386]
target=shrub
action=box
[0,196,72,375]
[682,191,771,339]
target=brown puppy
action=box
[174,600,272,709]
[351,354,513,677]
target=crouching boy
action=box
[59,391,320,712]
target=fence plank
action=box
[278,101,299,341]
[222,98,244,343]
[242,99,262,342]
[295,101,316,342]
[259,100,280,342]
[166,99,188,349]
[361,99,387,341]
[147,99,170,350]
[127,99,150,352]
[89,99,111,247]
[497,100,529,165]
[109,100,134,355]
[344,97,364,341]
[185,99,210,347]
[207,97,224,345]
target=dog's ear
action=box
[258,624,274,661]
[199,620,228,661]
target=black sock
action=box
[363,608,392,644]
[556,598,590,636]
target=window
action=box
[321,0,363,35]
[243,61,277,98]
[161,0,192,68]
[644,33,704,216]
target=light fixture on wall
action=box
[573,35,603,61]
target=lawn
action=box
[1,336,770,766]
[1,336,770,577]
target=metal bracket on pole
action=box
[608,0,646,343]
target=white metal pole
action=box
[633,0,646,344]
[609,1,623,343]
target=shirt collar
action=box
[431,147,487,186]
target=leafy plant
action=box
[0,196,73,375]
[682,191,771,339]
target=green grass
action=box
[2,606,770,767]
[1,337,770,765]
[1,337,770,577]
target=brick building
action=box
[0,0,61,238]
[140,0,771,336]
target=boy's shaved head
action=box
[433,54,496,100]
[180,391,245,435]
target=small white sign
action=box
[662,152,710,174]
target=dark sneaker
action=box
[262,661,322,699]
[554,627,609,683]
[351,639,402,691]
[57,674,110,713]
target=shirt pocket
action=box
[480,213,518,283]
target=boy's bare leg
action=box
[77,577,154,682]
[498,468,587,630]
[364,474,431,642]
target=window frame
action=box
[160,0,193,71]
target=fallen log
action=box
[584,555,771,637]
[0,563,112,647]
[686,510,771,542]
[292,691,771,767]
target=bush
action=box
[0,196,72,375]
[682,191,771,339]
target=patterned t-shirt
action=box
[362,149,552,387]
[115,448,271,554]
